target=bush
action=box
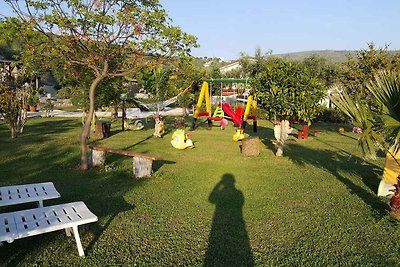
[315,107,347,123]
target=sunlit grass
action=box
[0,117,397,266]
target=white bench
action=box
[0,182,61,208]
[0,201,97,257]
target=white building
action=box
[219,61,241,73]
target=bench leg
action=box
[37,200,43,208]
[65,227,73,237]
[133,157,153,178]
[72,225,85,257]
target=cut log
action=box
[241,137,260,156]
[95,120,111,138]
[133,157,153,178]
[89,150,106,167]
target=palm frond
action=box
[330,89,381,159]
[367,71,400,154]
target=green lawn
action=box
[0,117,398,266]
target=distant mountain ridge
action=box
[273,49,399,62]
[273,50,357,62]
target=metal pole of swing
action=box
[208,81,213,128]
[122,99,125,131]
[220,82,223,109]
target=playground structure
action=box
[191,79,257,132]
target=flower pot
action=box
[29,105,37,112]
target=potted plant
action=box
[27,95,39,112]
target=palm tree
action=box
[330,71,400,215]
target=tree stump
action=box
[95,120,111,138]
[133,157,153,178]
[89,150,106,167]
[241,137,260,156]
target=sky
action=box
[1,1,399,60]
[160,0,400,59]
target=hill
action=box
[273,50,357,62]
[273,49,400,62]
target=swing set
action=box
[191,79,257,132]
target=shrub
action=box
[315,107,347,123]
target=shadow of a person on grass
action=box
[204,174,254,267]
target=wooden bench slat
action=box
[88,146,162,161]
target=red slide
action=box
[222,103,242,125]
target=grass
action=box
[55,105,81,112]
[0,117,398,266]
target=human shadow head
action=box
[221,173,235,188]
[208,173,243,207]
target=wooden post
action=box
[95,122,103,138]
[89,149,106,167]
[298,130,303,139]
[122,100,126,131]
[302,125,309,139]
[133,157,153,178]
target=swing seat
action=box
[209,117,222,121]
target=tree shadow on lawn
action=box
[285,143,387,218]
[314,137,384,193]
[204,173,254,267]
[255,123,383,195]
[24,118,80,138]
[122,134,155,150]
[255,124,277,154]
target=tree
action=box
[239,47,272,78]
[134,57,205,113]
[302,55,339,88]
[7,0,198,169]
[0,75,30,138]
[0,18,48,138]
[339,43,400,111]
[252,59,326,156]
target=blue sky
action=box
[1,1,399,59]
[160,0,400,59]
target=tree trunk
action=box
[274,120,290,157]
[18,108,27,134]
[112,105,118,119]
[80,63,108,170]
[11,126,17,139]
